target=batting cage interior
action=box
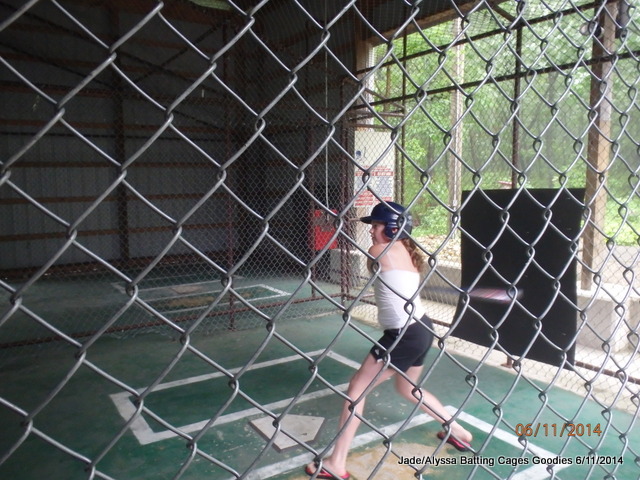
[1,1,639,479]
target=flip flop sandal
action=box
[304,462,351,480]
[437,430,472,452]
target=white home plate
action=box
[250,415,325,452]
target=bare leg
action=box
[395,365,472,443]
[306,354,394,477]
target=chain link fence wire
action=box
[1,0,639,479]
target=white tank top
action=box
[374,270,426,330]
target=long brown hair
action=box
[402,238,425,272]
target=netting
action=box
[1,0,639,479]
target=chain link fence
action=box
[1,0,639,479]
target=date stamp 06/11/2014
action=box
[514,422,602,438]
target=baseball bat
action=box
[425,286,522,304]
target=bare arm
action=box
[367,243,387,273]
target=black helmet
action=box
[360,201,413,239]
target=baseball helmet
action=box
[360,201,413,239]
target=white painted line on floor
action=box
[454,410,569,479]
[111,280,285,303]
[111,348,566,480]
[141,350,324,393]
[110,349,349,445]
[112,381,350,445]
[326,350,363,370]
[242,413,439,480]
[243,409,564,480]
[147,284,291,315]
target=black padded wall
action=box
[451,188,585,367]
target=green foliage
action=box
[371,7,640,246]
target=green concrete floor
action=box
[0,275,638,480]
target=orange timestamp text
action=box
[515,423,602,437]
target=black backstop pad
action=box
[450,188,585,367]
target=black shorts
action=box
[369,315,434,372]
